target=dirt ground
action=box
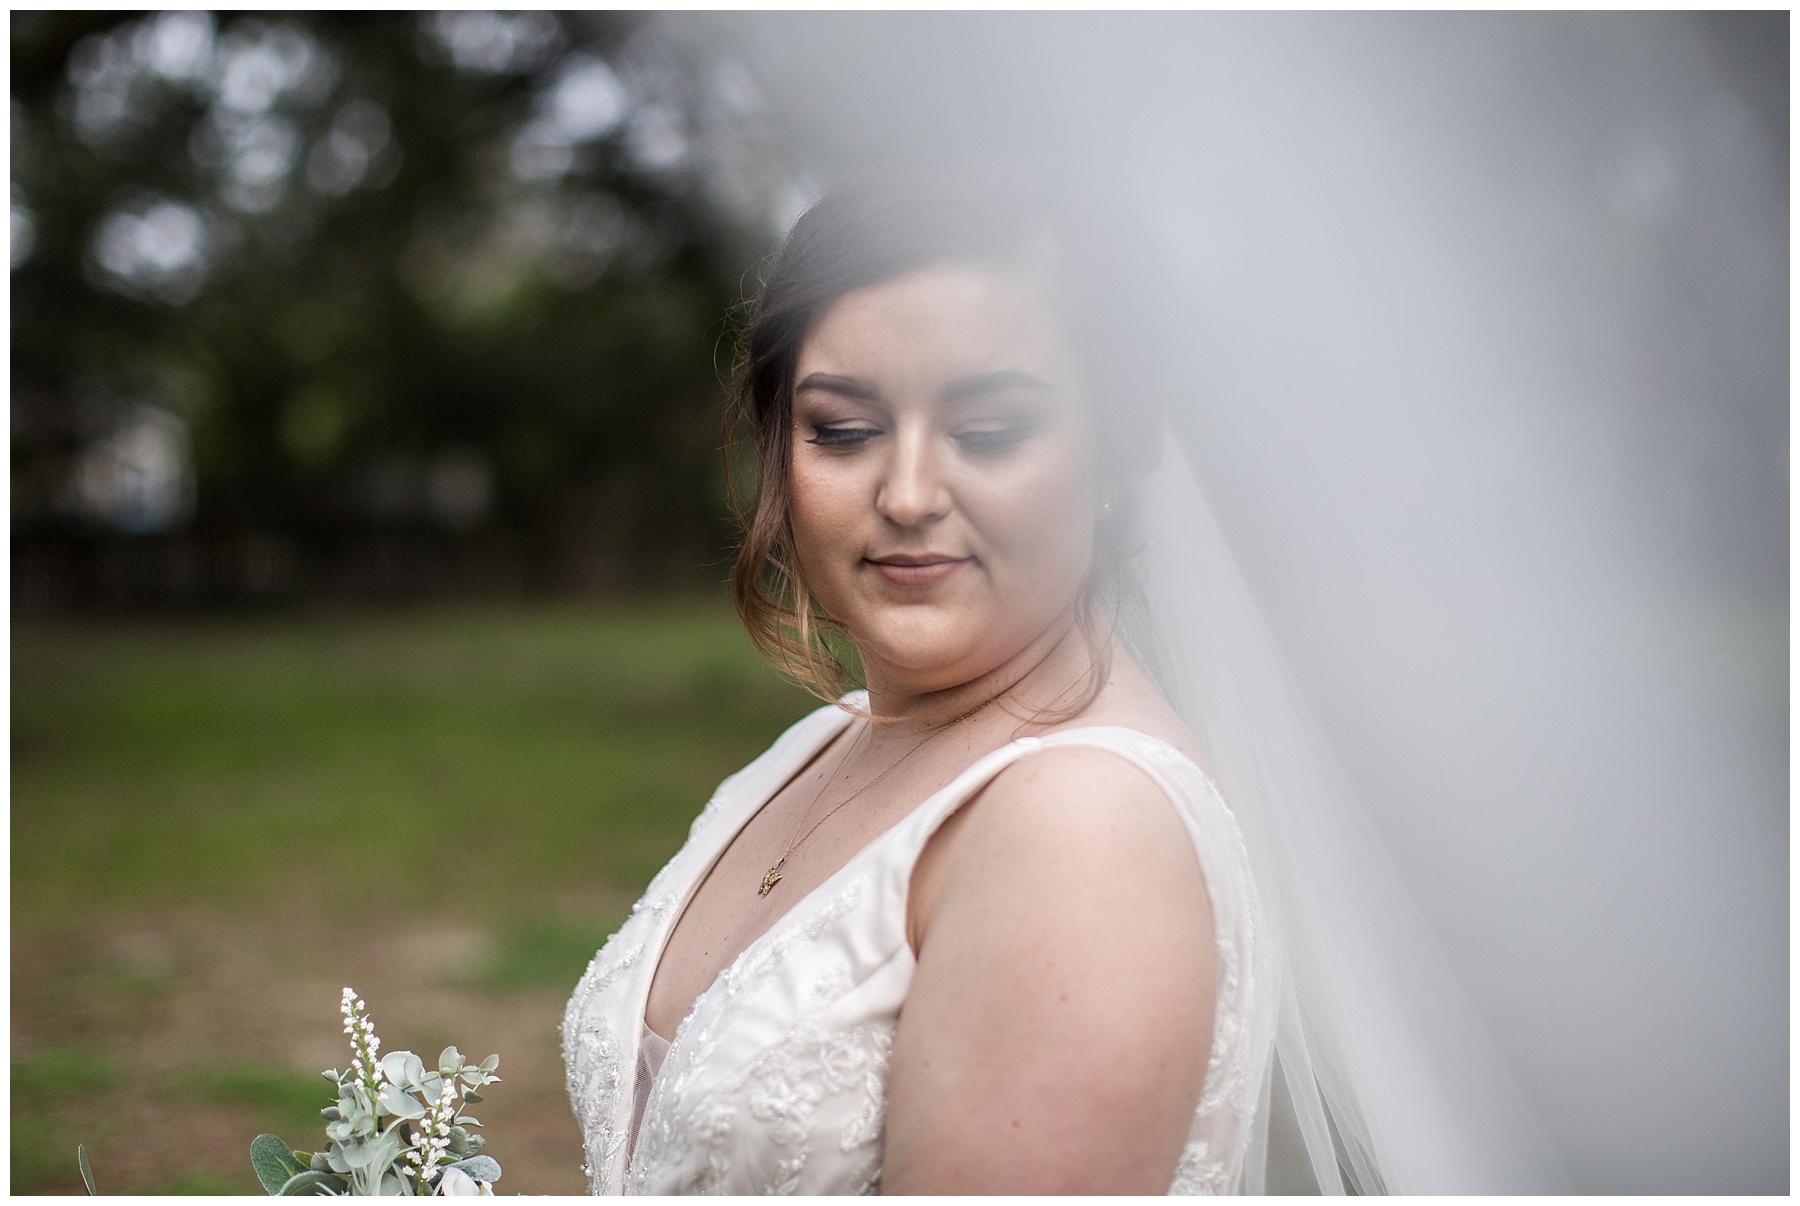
[12,901,614,1195]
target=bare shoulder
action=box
[953,742,1191,875]
[910,645,1224,939]
[887,742,1218,1192]
[910,742,1209,951]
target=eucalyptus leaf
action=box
[340,1138,385,1171]
[449,1155,502,1183]
[382,1050,426,1091]
[251,1134,310,1195]
[332,1132,404,1196]
[78,1144,96,1195]
[278,1169,347,1196]
[378,1051,404,1083]
[262,990,505,1195]
[369,1131,405,1168]
[379,1082,428,1120]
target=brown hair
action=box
[724,162,1166,713]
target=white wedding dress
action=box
[562,692,1277,1195]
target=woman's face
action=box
[788,262,1098,696]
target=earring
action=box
[1098,493,1116,519]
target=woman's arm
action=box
[883,746,1217,1194]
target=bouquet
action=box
[249,988,502,1196]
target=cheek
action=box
[786,455,861,583]
[964,448,1096,590]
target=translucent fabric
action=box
[1123,431,1569,1193]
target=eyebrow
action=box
[793,368,1057,405]
[941,369,1056,403]
[794,372,882,402]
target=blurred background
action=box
[13,10,805,610]
[11,11,822,1193]
[12,10,1787,1196]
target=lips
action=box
[864,553,971,588]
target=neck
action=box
[858,607,1100,737]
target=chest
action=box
[562,716,1272,1195]
[563,794,923,1194]
[643,737,988,1042]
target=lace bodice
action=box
[562,698,1277,1194]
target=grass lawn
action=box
[11,598,819,1194]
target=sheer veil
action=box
[1123,432,1570,1194]
[646,14,1782,1189]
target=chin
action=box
[849,604,1027,691]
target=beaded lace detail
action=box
[563,703,1275,1195]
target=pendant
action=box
[759,861,784,896]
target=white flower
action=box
[435,1167,492,1196]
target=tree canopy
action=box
[13,11,794,605]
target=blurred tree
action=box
[11,11,792,607]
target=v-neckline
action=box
[618,716,1218,1195]
[640,702,863,1043]
[640,697,1046,1047]
[639,716,1214,1045]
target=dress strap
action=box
[880,723,1269,1029]
[885,725,1237,870]
[877,724,1275,1195]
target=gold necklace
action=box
[758,697,996,897]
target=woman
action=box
[562,166,1276,1194]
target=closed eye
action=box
[807,424,881,448]
[954,425,1033,456]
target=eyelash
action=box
[803,423,1034,453]
[806,424,880,448]
[954,426,1030,455]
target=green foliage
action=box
[208,1067,338,1134]
[163,1170,259,1195]
[11,12,776,595]
[12,601,818,922]
[251,1134,314,1195]
[471,920,620,991]
[13,1049,121,1097]
[281,1170,347,1196]
[12,1113,69,1194]
[14,1055,116,1195]
[450,1155,501,1183]
[11,603,817,1194]
[295,991,503,1195]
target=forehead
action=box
[797,263,1076,387]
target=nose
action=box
[874,421,952,528]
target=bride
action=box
[563,165,1269,1194]
[564,164,1559,1194]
